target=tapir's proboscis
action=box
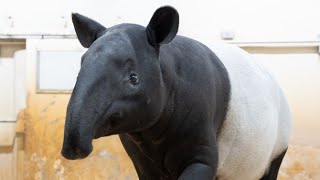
[61,6,291,180]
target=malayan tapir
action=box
[61,6,291,180]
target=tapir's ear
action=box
[146,6,179,48]
[72,13,107,48]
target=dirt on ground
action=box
[278,145,320,180]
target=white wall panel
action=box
[0,58,14,120]
[37,50,83,92]
[13,50,26,114]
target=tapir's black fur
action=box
[62,6,231,179]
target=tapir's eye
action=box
[129,74,139,84]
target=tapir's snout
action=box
[61,134,93,160]
[61,144,92,160]
[61,66,109,160]
[61,114,95,160]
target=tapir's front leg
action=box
[175,143,219,180]
[178,163,216,180]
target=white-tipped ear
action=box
[146,6,179,48]
[72,13,107,48]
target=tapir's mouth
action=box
[61,112,122,160]
[94,112,122,139]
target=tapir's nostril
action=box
[61,139,93,160]
[75,147,82,155]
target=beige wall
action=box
[0,143,16,180]
[23,93,137,179]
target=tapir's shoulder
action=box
[160,35,222,67]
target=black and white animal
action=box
[61,6,291,180]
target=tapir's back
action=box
[210,43,291,179]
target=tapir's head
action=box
[61,6,179,160]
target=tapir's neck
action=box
[127,92,175,145]
[148,93,175,144]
